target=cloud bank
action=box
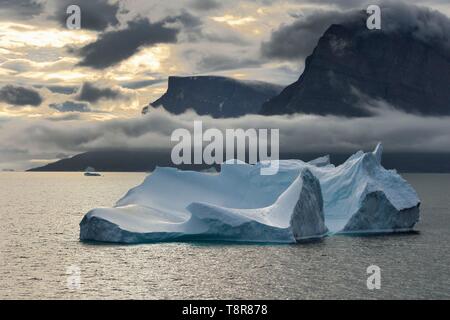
[1,103,450,170]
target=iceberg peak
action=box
[308,155,331,167]
[373,142,383,164]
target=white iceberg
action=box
[80,167,328,243]
[84,167,101,177]
[80,143,420,244]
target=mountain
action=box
[261,23,450,116]
[27,150,213,173]
[27,149,450,173]
[143,76,283,118]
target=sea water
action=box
[0,172,449,299]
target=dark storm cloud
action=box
[262,1,450,60]
[304,0,450,9]
[305,0,370,9]
[77,18,179,69]
[164,10,203,29]
[188,0,222,11]
[0,85,42,106]
[49,101,91,112]
[0,0,43,18]
[377,1,450,56]
[261,9,361,60]
[76,82,124,103]
[55,0,120,31]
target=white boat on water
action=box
[84,167,101,177]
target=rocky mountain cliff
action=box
[261,23,450,116]
[143,76,283,118]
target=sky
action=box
[0,0,450,170]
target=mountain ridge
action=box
[261,23,450,116]
[27,149,450,173]
[143,76,283,118]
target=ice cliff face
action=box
[80,144,420,244]
[268,143,420,234]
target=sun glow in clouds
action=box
[123,46,170,71]
[211,15,257,26]
[0,23,95,49]
[23,69,90,82]
[113,46,172,80]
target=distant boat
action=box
[84,167,101,177]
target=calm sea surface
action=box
[0,172,449,299]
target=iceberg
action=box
[84,167,101,177]
[80,143,420,244]
[80,167,328,244]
